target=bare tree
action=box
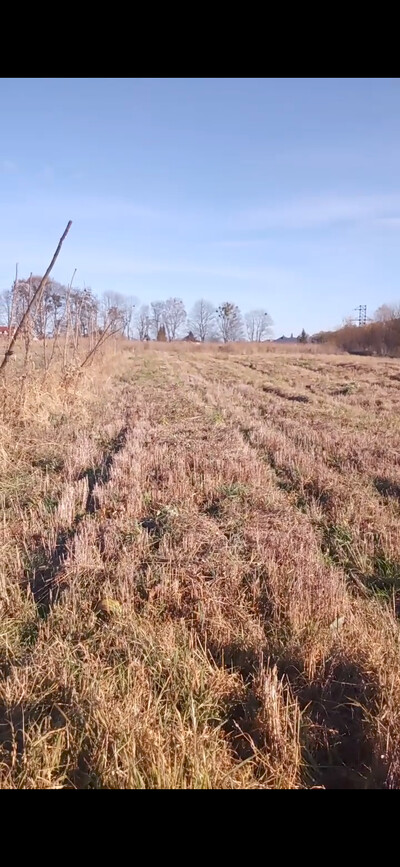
[100,293,125,338]
[245,309,273,342]
[157,325,167,342]
[189,299,216,342]
[163,297,187,341]
[297,329,309,344]
[7,274,70,370]
[80,302,126,368]
[374,303,400,322]
[63,268,76,368]
[0,289,13,328]
[103,290,125,312]
[45,282,65,336]
[71,288,98,346]
[124,296,137,339]
[102,291,137,339]
[135,304,151,340]
[216,302,244,343]
[1,220,72,375]
[150,301,165,339]
[102,292,124,332]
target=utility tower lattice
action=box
[354,305,367,327]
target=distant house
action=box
[274,333,297,344]
[182,331,198,342]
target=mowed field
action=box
[2,341,400,788]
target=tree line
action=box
[140,300,273,343]
[0,279,273,344]
[5,272,400,358]
[312,304,400,356]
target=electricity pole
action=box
[354,305,367,327]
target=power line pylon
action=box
[354,304,367,327]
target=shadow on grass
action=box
[208,636,386,788]
[293,657,384,789]
[374,476,400,501]
[79,426,128,514]
[0,692,102,789]
[24,426,128,618]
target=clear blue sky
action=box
[1,77,400,336]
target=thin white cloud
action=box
[5,191,400,238]
[236,194,400,231]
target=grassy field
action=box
[1,339,400,788]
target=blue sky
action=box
[1,78,400,336]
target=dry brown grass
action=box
[1,338,400,787]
